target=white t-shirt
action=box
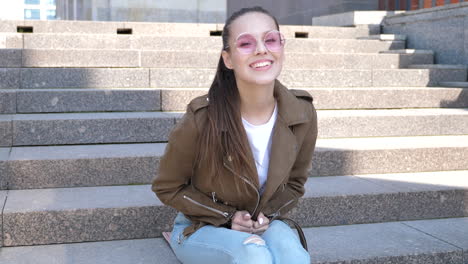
[241,101,278,195]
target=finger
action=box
[253,219,265,229]
[253,216,268,229]
[233,218,254,229]
[257,212,269,225]
[253,221,260,229]
[253,224,269,234]
[232,224,254,233]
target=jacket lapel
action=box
[257,80,309,211]
[258,114,297,208]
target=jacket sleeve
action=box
[262,103,318,219]
[151,105,238,226]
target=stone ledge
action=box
[2,135,468,189]
[0,115,12,147]
[2,171,467,246]
[439,82,468,88]
[8,86,465,114]
[312,11,405,27]
[6,108,468,146]
[357,34,406,41]
[161,87,468,111]
[0,190,7,246]
[0,19,378,39]
[1,216,467,263]
[0,90,15,114]
[380,49,434,54]
[0,148,10,189]
[312,135,468,176]
[12,111,177,145]
[0,49,432,69]
[15,34,405,53]
[408,64,468,70]
[16,88,161,113]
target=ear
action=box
[221,50,234,70]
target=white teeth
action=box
[251,61,272,68]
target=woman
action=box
[152,6,318,264]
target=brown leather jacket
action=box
[151,79,318,238]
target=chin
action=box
[246,71,281,86]
[250,78,276,86]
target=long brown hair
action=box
[194,6,281,194]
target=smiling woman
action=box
[152,6,318,264]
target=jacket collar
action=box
[273,79,310,126]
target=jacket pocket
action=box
[183,195,230,218]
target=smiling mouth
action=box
[250,60,273,68]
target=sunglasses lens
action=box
[234,31,284,54]
[236,34,256,54]
[264,31,284,52]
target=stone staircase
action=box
[0,20,467,263]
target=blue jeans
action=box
[169,211,311,264]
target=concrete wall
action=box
[57,0,226,23]
[383,2,468,65]
[227,0,378,25]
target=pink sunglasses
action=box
[225,30,286,54]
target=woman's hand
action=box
[231,211,270,234]
[231,211,254,233]
[252,212,269,234]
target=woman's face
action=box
[222,12,284,87]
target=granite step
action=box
[0,33,22,49]
[379,49,434,55]
[3,67,463,89]
[3,88,162,114]
[1,108,468,147]
[12,34,404,53]
[1,135,467,189]
[408,64,468,71]
[0,114,11,146]
[1,170,467,246]
[1,20,379,37]
[358,34,406,41]
[3,87,466,114]
[439,82,468,88]
[1,216,467,263]
[151,68,467,88]
[0,49,432,69]
[2,111,180,146]
[407,65,468,84]
[159,87,468,112]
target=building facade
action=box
[2,0,467,25]
[0,0,226,23]
[378,0,468,10]
[0,0,57,20]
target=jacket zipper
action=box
[223,160,260,218]
[212,192,217,203]
[183,195,229,218]
[268,198,295,218]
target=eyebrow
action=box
[236,29,278,37]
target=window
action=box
[46,0,56,5]
[46,9,56,19]
[24,9,41,19]
[24,0,40,4]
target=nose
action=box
[255,39,268,54]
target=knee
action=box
[235,235,272,264]
[275,244,310,264]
